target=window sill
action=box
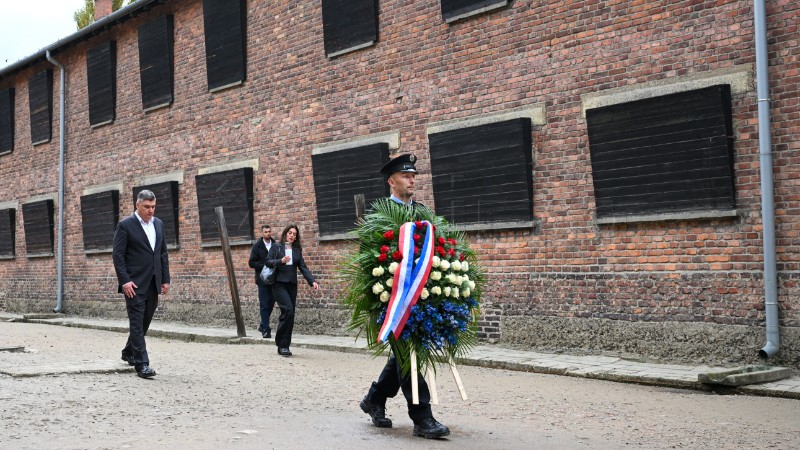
[201,239,255,248]
[84,247,112,255]
[27,252,54,258]
[317,219,541,241]
[90,119,114,128]
[326,40,375,59]
[318,232,356,242]
[444,1,508,24]
[594,209,738,225]
[0,254,15,260]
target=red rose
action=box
[437,236,446,245]
[448,248,456,256]
[378,253,388,262]
[392,251,403,261]
[459,253,465,261]
[414,246,421,255]
[413,234,421,242]
[447,238,457,245]
[380,245,390,253]
[436,246,446,256]
[383,230,395,240]
[415,221,424,228]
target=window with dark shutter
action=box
[312,144,389,236]
[87,41,116,126]
[0,88,13,155]
[132,181,180,248]
[429,118,533,225]
[80,190,119,253]
[440,0,509,23]
[0,208,15,258]
[321,0,378,58]
[201,0,246,92]
[28,70,53,145]
[23,199,54,257]
[195,168,254,245]
[138,15,174,111]
[587,85,736,221]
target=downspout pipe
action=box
[46,50,66,314]
[753,1,779,358]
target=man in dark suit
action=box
[113,189,171,379]
[359,154,450,439]
[248,224,277,338]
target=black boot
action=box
[359,397,392,428]
[413,417,449,439]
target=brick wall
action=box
[0,0,798,367]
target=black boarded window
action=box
[0,208,15,258]
[587,85,736,219]
[0,88,13,154]
[28,70,53,145]
[429,118,533,225]
[312,144,389,236]
[440,0,509,23]
[132,181,180,248]
[195,168,254,245]
[80,190,119,252]
[23,199,55,256]
[87,41,117,126]
[201,0,246,92]
[138,15,174,111]
[321,0,378,58]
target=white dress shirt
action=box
[135,211,156,251]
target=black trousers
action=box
[367,354,433,422]
[257,284,276,332]
[272,281,297,348]
[122,278,159,366]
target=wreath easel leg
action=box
[448,353,468,400]
[411,347,419,405]
[427,366,439,404]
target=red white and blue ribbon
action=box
[378,221,434,343]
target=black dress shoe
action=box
[135,364,156,378]
[258,325,264,333]
[262,330,271,339]
[277,347,292,356]
[121,354,135,366]
[360,397,392,428]
[413,417,450,439]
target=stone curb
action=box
[6,314,800,400]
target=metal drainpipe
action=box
[45,50,66,314]
[753,1,779,358]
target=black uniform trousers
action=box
[367,353,433,422]
[121,276,159,365]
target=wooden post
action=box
[354,194,366,221]
[427,366,439,404]
[448,354,468,400]
[216,206,246,338]
[411,348,419,405]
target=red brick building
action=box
[0,0,798,368]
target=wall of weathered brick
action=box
[0,0,798,368]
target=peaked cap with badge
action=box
[380,154,418,177]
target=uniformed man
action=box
[359,153,451,439]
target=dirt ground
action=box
[1,321,799,449]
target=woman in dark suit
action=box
[266,224,320,356]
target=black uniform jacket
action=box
[265,243,315,286]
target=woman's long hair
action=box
[280,224,301,249]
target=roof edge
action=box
[0,0,163,81]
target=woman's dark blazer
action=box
[265,243,316,286]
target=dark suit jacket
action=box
[112,214,171,295]
[265,243,315,286]
[248,238,276,286]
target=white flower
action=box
[372,282,385,294]
[446,273,456,284]
[455,275,464,286]
[452,288,460,298]
[451,260,462,272]
[461,288,471,298]
[463,274,470,282]
[440,260,450,271]
[443,286,451,297]
[388,262,399,274]
[372,266,385,277]
[386,278,393,288]
[432,256,441,268]
[420,288,429,300]
[380,291,390,303]
[461,261,469,272]
[431,286,442,295]
[430,271,442,281]
[469,280,476,290]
